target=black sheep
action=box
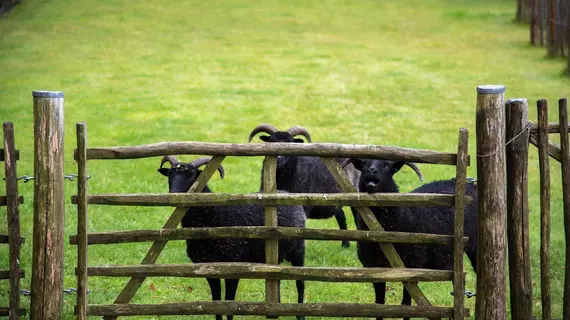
[158,155,306,320]
[248,124,360,248]
[342,158,478,320]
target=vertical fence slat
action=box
[3,122,21,320]
[537,99,552,320]
[475,85,507,320]
[31,90,65,320]
[263,156,279,319]
[76,123,88,319]
[558,98,570,320]
[105,155,226,320]
[453,128,468,320]
[506,98,533,320]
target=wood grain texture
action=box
[558,98,570,320]
[71,192,457,207]
[505,99,533,320]
[530,122,570,133]
[69,227,469,246]
[3,122,21,320]
[81,142,464,165]
[76,123,88,319]
[537,99,552,320]
[105,156,226,320]
[453,128,468,320]
[86,302,459,318]
[84,263,456,282]
[31,91,65,319]
[262,156,279,317]
[475,85,507,320]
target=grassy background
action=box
[0,0,569,318]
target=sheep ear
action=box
[293,138,305,143]
[259,135,271,142]
[158,168,170,176]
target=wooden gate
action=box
[70,122,471,319]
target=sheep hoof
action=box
[341,240,350,248]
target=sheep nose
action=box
[367,167,377,174]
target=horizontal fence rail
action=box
[0,308,26,316]
[78,142,466,165]
[0,150,19,161]
[82,263,457,283]
[69,226,469,246]
[0,235,24,244]
[0,270,24,279]
[0,196,23,206]
[530,122,570,133]
[85,302,462,318]
[70,192,462,207]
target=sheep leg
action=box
[206,278,222,320]
[333,208,350,248]
[373,282,386,320]
[224,279,240,320]
[401,287,412,320]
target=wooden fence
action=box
[517,0,570,72]
[519,98,570,320]
[68,121,472,319]
[0,122,25,319]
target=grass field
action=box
[1,0,569,318]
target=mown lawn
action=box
[0,0,569,318]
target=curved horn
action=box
[405,163,424,181]
[248,124,278,142]
[160,155,179,168]
[189,157,225,179]
[286,126,312,142]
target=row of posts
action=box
[25,86,522,319]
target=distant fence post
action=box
[31,91,65,320]
[475,85,507,320]
[505,98,532,320]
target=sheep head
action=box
[248,124,312,168]
[341,158,423,193]
[158,156,224,193]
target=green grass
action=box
[0,0,569,318]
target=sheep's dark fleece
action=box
[248,124,360,248]
[344,158,478,320]
[158,156,306,320]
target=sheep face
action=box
[259,132,304,168]
[248,124,311,169]
[347,159,423,193]
[157,156,224,193]
[158,164,200,193]
[352,159,403,193]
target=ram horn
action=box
[160,155,179,168]
[405,163,424,181]
[286,126,312,142]
[248,123,279,142]
[189,157,225,179]
[340,158,352,169]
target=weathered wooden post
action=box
[3,122,22,320]
[537,99,551,320]
[475,85,507,320]
[558,98,570,320]
[505,98,532,320]
[31,91,65,319]
[262,156,279,319]
[76,123,88,319]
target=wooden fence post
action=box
[537,99,551,320]
[3,122,21,320]
[475,85,507,320]
[31,91,65,320]
[262,156,279,319]
[558,98,570,320]
[505,98,532,320]
[76,123,89,319]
